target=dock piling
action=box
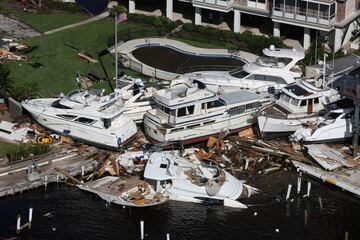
[318,197,323,212]
[304,210,308,229]
[44,175,47,189]
[297,174,302,194]
[81,166,85,176]
[166,233,170,240]
[140,221,144,240]
[286,184,292,201]
[306,182,311,197]
[16,215,21,233]
[28,208,33,229]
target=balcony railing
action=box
[273,6,336,26]
[193,0,234,9]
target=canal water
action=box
[0,171,359,239]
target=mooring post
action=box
[56,174,59,183]
[286,184,292,201]
[304,210,308,229]
[297,172,302,194]
[28,208,33,229]
[44,175,47,189]
[140,221,144,240]
[166,233,170,240]
[81,165,85,176]
[318,197,323,212]
[16,215,21,234]
[307,182,311,197]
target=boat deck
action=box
[83,176,142,197]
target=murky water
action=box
[0,171,359,240]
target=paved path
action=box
[44,11,110,35]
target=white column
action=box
[166,0,173,20]
[273,22,280,37]
[195,7,202,25]
[334,28,343,52]
[303,27,311,50]
[233,10,241,33]
[129,0,135,14]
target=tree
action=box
[0,64,13,98]
[28,0,45,8]
[109,4,127,17]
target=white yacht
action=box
[144,82,265,144]
[21,80,151,149]
[144,151,257,208]
[290,108,353,143]
[172,46,304,93]
[257,80,340,137]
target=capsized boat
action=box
[172,46,304,93]
[290,108,354,143]
[78,176,169,207]
[21,78,151,150]
[144,151,258,208]
[257,80,340,137]
[144,81,266,144]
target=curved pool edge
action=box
[109,38,258,81]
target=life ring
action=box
[36,135,53,144]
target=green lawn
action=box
[0,141,15,158]
[8,20,153,97]
[0,4,89,33]
[14,12,89,33]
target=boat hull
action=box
[22,104,137,150]
[144,113,255,145]
[257,115,318,137]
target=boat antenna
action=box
[97,50,114,93]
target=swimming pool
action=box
[131,45,245,74]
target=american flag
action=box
[118,13,127,23]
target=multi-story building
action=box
[126,0,360,51]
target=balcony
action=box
[272,0,336,29]
[192,0,234,12]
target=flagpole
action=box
[115,14,118,89]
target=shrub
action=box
[6,143,50,162]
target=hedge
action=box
[6,143,50,162]
[178,23,285,55]
[46,0,84,13]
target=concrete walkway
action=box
[44,11,110,35]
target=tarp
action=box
[75,0,109,15]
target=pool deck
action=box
[109,38,258,80]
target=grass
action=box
[8,20,153,96]
[0,141,15,158]
[0,5,89,33]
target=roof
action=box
[284,84,310,97]
[219,90,260,105]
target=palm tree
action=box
[0,64,13,98]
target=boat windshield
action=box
[229,68,249,79]
[255,57,289,68]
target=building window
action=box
[300,100,307,106]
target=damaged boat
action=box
[144,81,266,144]
[78,176,169,207]
[172,46,304,93]
[21,78,153,150]
[144,151,257,208]
[257,80,340,137]
[290,108,354,143]
[0,120,36,143]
